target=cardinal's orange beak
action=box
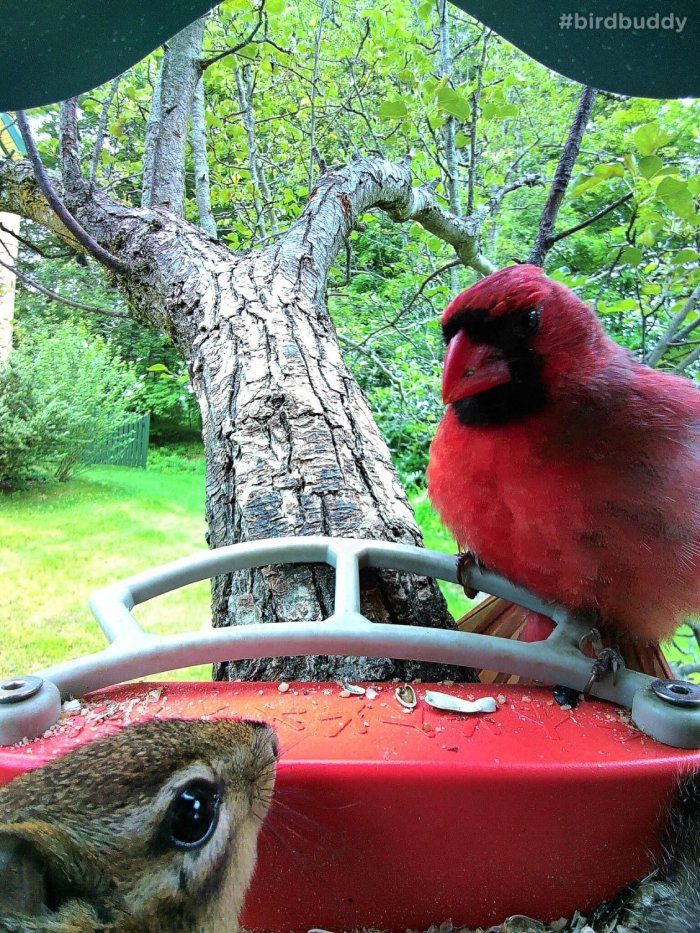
[441,330,511,404]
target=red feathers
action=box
[427,265,700,645]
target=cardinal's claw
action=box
[582,646,625,699]
[578,627,605,657]
[456,552,481,599]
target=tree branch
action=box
[0,218,71,259]
[200,5,265,70]
[89,76,120,188]
[548,191,633,246]
[276,156,495,288]
[141,16,207,215]
[16,109,127,274]
[337,333,406,401]
[190,75,218,239]
[645,281,700,367]
[0,256,124,318]
[528,86,598,267]
[672,342,700,375]
[487,172,542,212]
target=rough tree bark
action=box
[141,17,207,213]
[1,145,493,682]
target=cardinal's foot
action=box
[456,552,482,599]
[581,638,625,699]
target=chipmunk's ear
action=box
[0,822,115,919]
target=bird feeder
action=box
[1,536,699,930]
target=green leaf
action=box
[593,162,624,179]
[656,176,686,197]
[637,155,663,179]
[266,0,284,12]
[632,122,672,156]
[436,87,471,121]
[417,1,432,21]
[146,364,169,373]
[497,103,519,118]
[662,189,696,220]
[377,99,408,120]
[672,248,699,265]
[454,130,469,149]
[569,173,605,198]
[620,246,643,266]
[599,298,638,313]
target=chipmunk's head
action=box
[0,718,277,932]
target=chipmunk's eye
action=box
[164,780,221,849]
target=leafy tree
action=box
[0,324,136,486]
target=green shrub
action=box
[0,325,136,488]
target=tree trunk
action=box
[1,152,486,682]
[194,244,468,681]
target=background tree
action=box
[1,0,697,680]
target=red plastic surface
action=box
[1,681,698,931]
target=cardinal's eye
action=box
[512,307,541,338]
[163,780,221,849]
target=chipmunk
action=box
[624,769,700,933]
[0,717,277,932]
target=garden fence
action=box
[85,413,150,469]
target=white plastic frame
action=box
[1,537,699,748]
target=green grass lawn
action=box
[0,464,213,681]
[0,461,469,683]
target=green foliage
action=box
[0,325,136,487]
[13,0,700,488]
[14,256,200,440]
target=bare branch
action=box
[645,281,700,367]
[337,332,406,401]
[0,218,71,259]
[90,76,120,187]
[16,108,127,274]
[200,5,265,70]
[190,75,218,239]
[141,16,207,215]
[672,343,700,375]
[0,256,124,318]
[548,191,633,246]
[277,156,495,288]
[234,64,278,240]
[488,172,543,212]
[528,86,598,267]
[308,0,329,189]
[467,28,490,215]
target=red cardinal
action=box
[427,265,700,673]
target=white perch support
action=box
[1,536,699,748]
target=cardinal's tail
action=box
[457,596,672,683]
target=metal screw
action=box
[651,678,700,708]
[0,675,44,704]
